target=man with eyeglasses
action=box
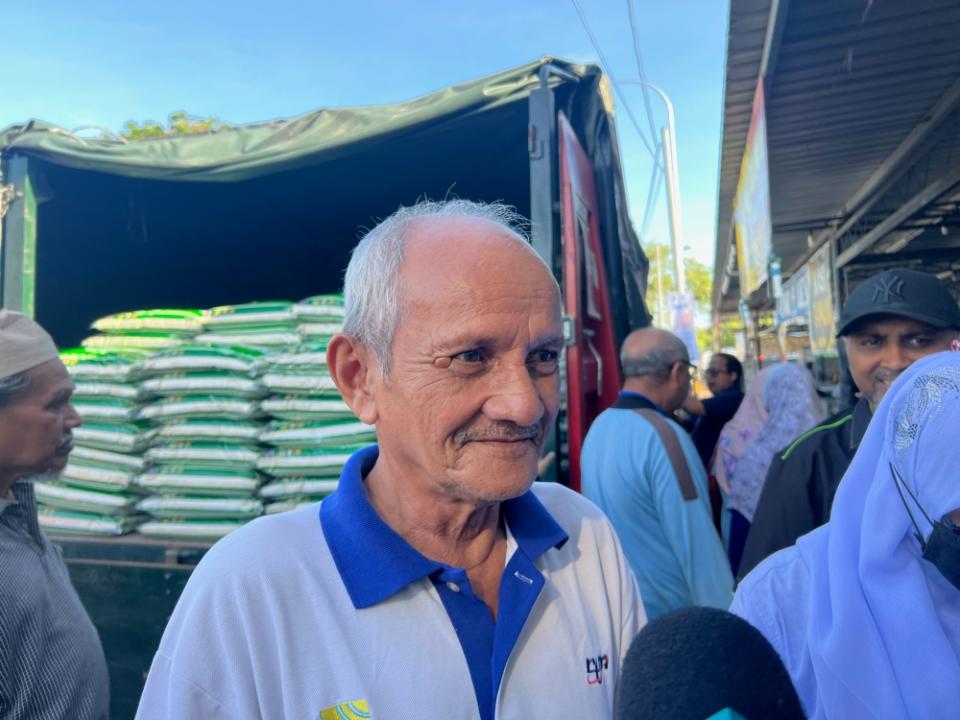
[739,268,960,579]
[581,328,734,620]
[682,353,744,470]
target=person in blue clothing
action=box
[682,352,744,469]
[137,200,643,720]
[581,327,734,620]
[732,351,960,719]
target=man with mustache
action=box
[0,311,109,720]
[580,328,734,620]
[739,268,960,578]
[137,200,643,719]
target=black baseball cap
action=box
[837,268,960,336]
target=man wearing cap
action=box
[0,311,109,719]
[738,268,960,578]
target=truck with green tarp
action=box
[0,58,649,717]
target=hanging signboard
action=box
[808,244,837,355]
[733,80,773,298]
[776,264,810,326]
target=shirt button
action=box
[446,582,460,593]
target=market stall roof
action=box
[0,57,590,182]
[713,0,960,317]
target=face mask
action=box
[891,462,960,591]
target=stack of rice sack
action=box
[257,295,375,514]
[35,349,152,536]
[195,301,302,351]
[133,345,268,542]
[80,309,202,354]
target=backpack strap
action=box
[631,408,698,501]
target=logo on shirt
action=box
[318,699,371,720]
[585,653,609,685]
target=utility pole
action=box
[655,244,666,327]
[622,80,686,294]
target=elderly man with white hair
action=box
[0,311,109,720]
[137,200,643,720]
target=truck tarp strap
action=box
[630,408,698,501]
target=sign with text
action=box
[777,264,811,326]
[733,80,773,298]
[808,244,837,355]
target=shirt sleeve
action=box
[738,450,817,580]
[650,435,735,610]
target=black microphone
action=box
[616,606,806,720]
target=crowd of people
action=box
[1,200,958,719]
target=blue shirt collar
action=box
[618,389,668,415]
[320,445,568,609]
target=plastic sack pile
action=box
[36,297,375,543]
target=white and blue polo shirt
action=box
[137,446,644,720]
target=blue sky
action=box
[2,0,729,268]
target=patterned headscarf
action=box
[715,364,823,520]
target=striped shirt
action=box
[0,480,109,719]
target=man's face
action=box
[0,359,81,480]
[369,218,563,504]
[843,317,957,410]
[705,355,736,394]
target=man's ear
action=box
[327,333,380,425]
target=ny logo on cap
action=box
[872,276,905,303]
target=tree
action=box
[117,111,228,140]
[644,242,742,351]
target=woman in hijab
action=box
[731,351,960,719]
[715,363,823,575]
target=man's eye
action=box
[906,336,933,348]
[444,349,488,377]
[454,349,485,363]
[528,349,560,375]
[859,337,881,348]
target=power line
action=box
[569,0,656,158]
[626,0,660,151]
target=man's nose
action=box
[879,342,911,372]
[482,363,546,427]
[65,402,83,429]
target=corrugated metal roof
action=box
[713,0,960,316]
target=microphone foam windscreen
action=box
[616,606,805,720]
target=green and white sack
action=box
[293,294,345,321]
[205,301,298,331]
[259,396,354,422]
[154,419,262,444]
[136,496,263,520]
[135,346,260,378]
[193,331,302,349]
[61,350,138,382]
[141,373,265,399]
[92,309,205,336]
[257,448,355,478]
[146,442,260,471]
[259,478,338,500]
[73,382,141,402]
[257,345,328,373]
[259,420,375,448]
[61,463,137,493]
[69,446,146,473]
[82,334,184,352]
[298,323,342,342]
[72,423,154,453]
[135,468,261,497]
[138,519,245,542]
[39,509,134,536]
[259,373,340,397]
[35,481,135,516]
[72,398,135,423]
[138,396,263,422]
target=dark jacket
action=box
[690,386,744,470]
[737,398,872,580]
